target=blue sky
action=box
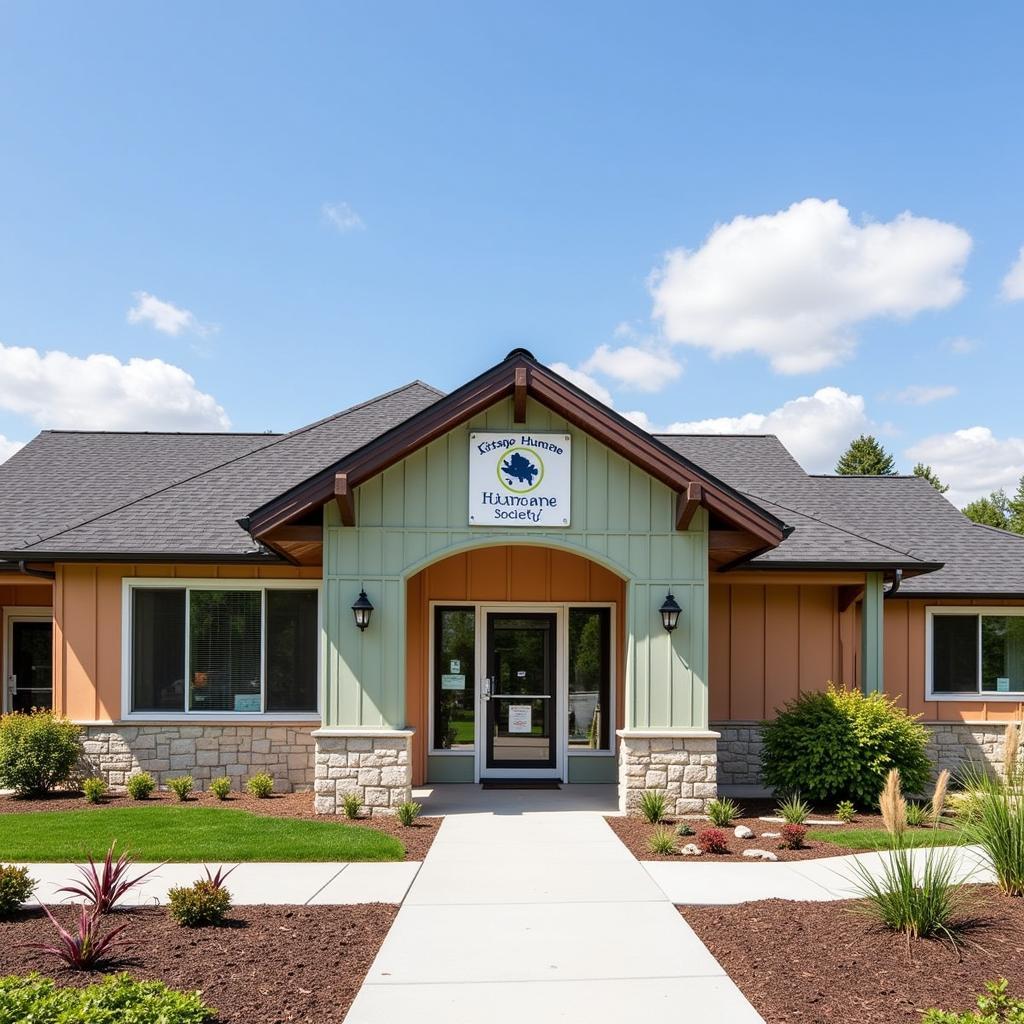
[2,2,1023,503]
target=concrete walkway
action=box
[19,860,421,906]
[344,795,763,1024]
[645,843,993,904]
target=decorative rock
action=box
[681,843,702,856]
[742,849,778,861]
[761,831,781,838]
[734,825,754,839]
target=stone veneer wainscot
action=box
[312,729,413,816]
[81,724,317,791]
[617,729,719,815]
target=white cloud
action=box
[581,344,682,392]
[127,292,213,337]
[0,342,230,431]
[650,198,972,373]
[946,336,977,355]
[665,387,869,473]
[0,435,24,463]
[907,426,1024,505]
[322,201,365,233]
[890,384,957,405]
[1001,246,1024,301]
[548,362,614,406]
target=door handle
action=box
[481,677,492,700]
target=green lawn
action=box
[807,827,968,851]
[0,806,406,862]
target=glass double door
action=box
[484,612,557,772]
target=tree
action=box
[962,489,1009,529]
[1008,476,1024,535]
[835,435,897,476]
[912,462,949,493]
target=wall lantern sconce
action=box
[352,589,374,632]
[659,591,681,633]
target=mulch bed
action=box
[682,887,1024,1023]
[0,790,441,861]
[0,903,396,1023]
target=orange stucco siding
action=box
[51,563,321,721]
[405,545,626,786]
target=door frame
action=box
[2,607,53,714]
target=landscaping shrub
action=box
[836,800,856,824]
[947,789,984,822]
[648,826,677,855]
[341,791,362,819]
[57,841,161,914]
[706,798,742,827]
[778,823,807,850]
[209,776,231,800]
[638,790,668,824]
[675,822,694,837]
[761,685,930,806]
[956,763,1024,897]
[27,904,130,969]
[126,771,155,800]
[0,865,36,918]
[695,827,729,855]
[83,777,107,804]
[167,876,232,927]
[0,971,214,1023]
[776,794,811,824]
[396,800,422,826]
[922,979,1024,1023]
[246,772,274,798]
[167,775,193,801]
[0,710,82,796]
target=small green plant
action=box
[922,979,1024,1023]
[167,775,194,801]
[0,972,215,1022]
[648,826,678,855]
[246,772,274,799]
[836,800,856,824]
[947,789,984,822]
[706,798,742,827]
[675,822,695,837]
[82,776,107,804]
[638,790,668,824]
[209,776,232,800]
[905,800,929,827]
[167,867,235,928]
[776,794,811,825]
[0,710,82,796]
[396,800,422,827]
[341,791,362,819]
[126,771,156,800]
[0,864,36,917]
[956,763,1024,897]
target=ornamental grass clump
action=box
[776,794,811,825]
[638,790,668,824]
[931,769,951,826]
[905,801,929,827]
[0,710,82,796]
[880,768,908,838]
[696,827,729,855]
[246,772,274,799]
[209,776,231,800]
[706,798,742,827]
[26,904,130,970]
[126,771,155,800]
[167,775,194,801]
[82,777,107,804]
[761,685,930,807]
[0,864,36,918]
[836,800,856,824]
[341,791,362,819]
[956,761,1024,897]
[396,800,422,826]
[648,826,678,855]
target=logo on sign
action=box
[499,449,543,492]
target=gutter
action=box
[16,560,55,581]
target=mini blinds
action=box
[188,590,262,712]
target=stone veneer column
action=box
[312,728,413,816]
[617,729,719,815]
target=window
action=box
[129,584,319,715]
[930,610,1024,696]
[568,607,611,750]
[433,607,476,750]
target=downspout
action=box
[883,567,903,598]
[16,560,56,581]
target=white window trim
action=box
[2,607,52,715]
[427,600,617,781]
[926,606,1024,702]
[121,578,323,722]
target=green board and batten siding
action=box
[321,397,709,744]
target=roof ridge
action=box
[971,522,1024,540]
[38,430,281,437]
[9,382,442,552]
[653,432,776,439]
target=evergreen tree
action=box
[835,435,897,476]
[1007,476,1024,535]
[912,462,949,493]
[962,489,1009,529]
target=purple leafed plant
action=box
[57,842,163,914]
[202,865,237,890]
[25,904,130,969]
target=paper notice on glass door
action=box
[508,705,532,733]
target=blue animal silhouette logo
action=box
[500,449,542,491]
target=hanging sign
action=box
[468,431,571,527]
[507,705,533,733]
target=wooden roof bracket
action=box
[513,365,528,423]
[675,481,704,531]
[334,472,356,526]
[837,583,865,613]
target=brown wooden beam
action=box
[837,584,864,613]
[675,481,703,531]
[265,525,322,543]
[709,529,751,552]
[513,365,528,423]
[334,472,356,527]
